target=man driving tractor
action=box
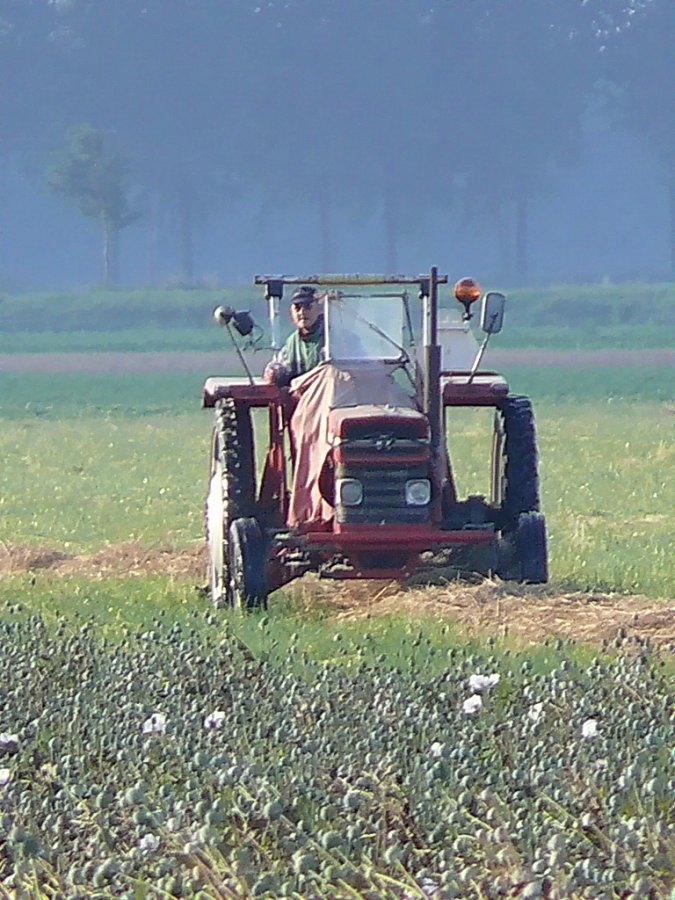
[263,285,325,386]
[204,269,548,608]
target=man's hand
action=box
[263,362,288,385]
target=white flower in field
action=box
[421,878,440,897]
[142,712,167,735]
[527,703,545,724]
[581,718,599,740]
[204,710,227,730]
[0,733,18,752]
[429,741,444,758]
[0,768,11,787]
[468,673,500,692]
[139,833,159,853]
[462,694,483,715]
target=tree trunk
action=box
[493,194,512,280]
[177,194,194,285]
[102,219,113,287]
[383,176,398,273]
[514,178,528,281]
[146,190,162,286]
[317,183,334,271]
[110,230,120,287]
[669,158,675,279]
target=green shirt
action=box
[278,318,325,384]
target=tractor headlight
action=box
[405,479,431,506]
[337,478,363,506]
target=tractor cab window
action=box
[325,292,414,363]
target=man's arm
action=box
[263,337,295,386]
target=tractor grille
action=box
[335,461,431,525]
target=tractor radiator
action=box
[335,461,431,525]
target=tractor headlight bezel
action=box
[337,477,364,507]
[405,478,431,506]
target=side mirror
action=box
[480,292,505,335]
[213,305,255,336]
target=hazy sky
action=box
[1,0,672,289]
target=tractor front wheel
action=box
[205,399,255,608]
[229,517,268,609]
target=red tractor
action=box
[203,268,547,608]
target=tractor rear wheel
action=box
[205,399,256,607]
[494,395,541,529]
[229,517,268,609]
[515,512,548,584]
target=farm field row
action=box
[0,607,671,898]
[0,368,672,599]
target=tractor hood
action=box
[328,405,428,442]
[287,362,420,528]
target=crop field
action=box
[0,342,673,896]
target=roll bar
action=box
[254,273,449,295]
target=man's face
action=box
[290,298,321,334]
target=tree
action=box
[598,0,675,275]
[47,124,141,285]
[442,0,599,280]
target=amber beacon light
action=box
[453,277,482,320]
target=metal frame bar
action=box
[254,274,449,287]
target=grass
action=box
[0,574,642,678]
[0,413,208,548]
[0,372,206,419]
[448,402,674,597]
[500,364,675,403]
[0,368,673,598]
[0,327,231,353]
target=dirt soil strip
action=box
[0,348,674,374]
[1,542,672,649]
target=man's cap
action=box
[290,285,319,307]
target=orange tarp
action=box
[287,362,419,528]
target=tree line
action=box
[1,0,673,285]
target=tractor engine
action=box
[328,408,432,528]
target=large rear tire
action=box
[493,396,548,583]
[205,399,256,607]
[515,512,549,584]
[495,395,541,530]
[496,512,549,584]
[229,517,268,609]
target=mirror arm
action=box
[466,333,492,386]
[225,321,255,386]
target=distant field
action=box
[0,281,672,352]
